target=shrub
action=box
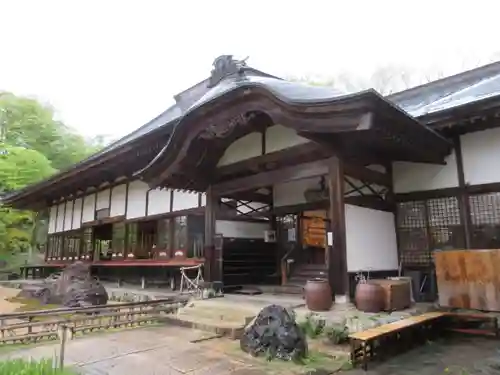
[324,323,349,345]
[298,313,326,338]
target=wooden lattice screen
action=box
[469,192,500,249]
[397,196,464,266]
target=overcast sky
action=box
[1,1,498,139]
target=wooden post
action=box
[453,136,472,249]
[204,186,217,282]
[327,156,349,301]
[57,324,68,370]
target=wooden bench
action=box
[348,312,448,370]
[446,312,499,338]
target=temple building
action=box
[4,56,500,301]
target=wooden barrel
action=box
[304,278,333,311]
[355,282,385,313]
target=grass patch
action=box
[7,296,60,312]
[0,358,77,374]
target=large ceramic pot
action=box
[304,278,333,311]
[355,281,385,313]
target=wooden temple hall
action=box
[5,56,500,302]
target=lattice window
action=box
[397,201,430,265]
[469,192,500,249]
[397,196,464,266]
[427,197,463,251]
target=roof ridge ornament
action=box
[208,55,249,88]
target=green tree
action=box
[0,92,103,171]
[0,144,55,254]
[0,92,109,260]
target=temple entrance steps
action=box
[286,263,328,287]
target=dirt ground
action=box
[0,286,22,313]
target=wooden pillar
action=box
[327,156,349,300]
[453,136,472,249]
[204,186,217,282]
[386,163,402,267]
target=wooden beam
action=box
[213,159,329,195]
[213,157,391,196]
[227,191,273,205]
[215,142,327,178]
[343,163,391,187]
[328,156,349,299]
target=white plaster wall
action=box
[345,204,399,272]
[48,205,57,234]
[55,203,65,232]
[96,189,111,210]
[110,184,127,217]
[273,177,321,207]
[461,128,500,185]
[265,124,309,153]
[393,151,459,193]
[81,193,96,223]
[126,180,149,219]
[72,198,82,230]
[148,188,171,216]
[172,190,199,212]
[217,132,262,166]
[63,200,73,231]
[216,220,271,239]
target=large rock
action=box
[240,304,307,361]
[22,261,108,308]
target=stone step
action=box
[167,299,258,339]
[292,270,328,278]
[177,307,252,325]
[164,314,246,339]
[296,263,328,271]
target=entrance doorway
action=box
[301,210,328,264]
[93,223,113,260]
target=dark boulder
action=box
[62,278,108,307]
[240,304,308,361]
[22,261,108,308]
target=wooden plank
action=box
[435,249,500,311]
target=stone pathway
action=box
[348,336,500,375]
[0,326,268,375]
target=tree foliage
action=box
[0,144,55,253]
[0,92,108,257]
[0,92,98,170]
